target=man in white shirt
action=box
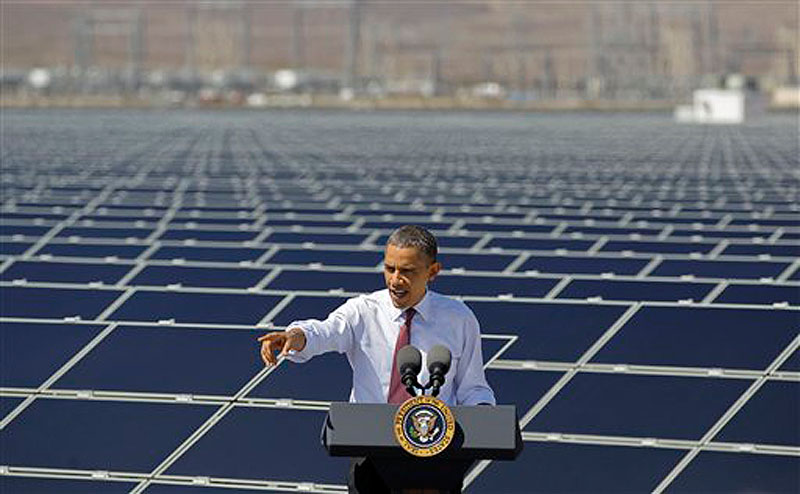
[258,224,496,407]
[258,225,495,493]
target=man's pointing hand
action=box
[257,327,307,366]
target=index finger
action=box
[257,333,279,342]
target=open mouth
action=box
[389,287,409,300]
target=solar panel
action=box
[36,242,148,259]
[2,110,797,493]
[467,301,628,361]
[591,307,800,370]
[164,407,349,484]
[108,291,282,325]
[52,326,264,396]
[518,255,649,275]
[247,352,352,402]
[1,260,133,284]
[0,477,136,493]
[524,373,750,439]
[0,286,124,319]
[0,398,214,472]
[556,279,715,302]
[129,265,270,289]
[714,381,799,446]
[469,443,684,493]
[651,259,791,279]
[664,451,800,493]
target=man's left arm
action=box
[454,310,497,406]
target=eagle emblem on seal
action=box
[410,409,440,443]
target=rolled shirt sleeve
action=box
[284,297,358,363]
[454,309,497,406]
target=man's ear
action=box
[428,261,442,282]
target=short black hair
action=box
[386,225,438,263]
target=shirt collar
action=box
[386,288,431,323]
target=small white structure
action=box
[674,89,745,124]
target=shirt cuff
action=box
[283,323,315,363]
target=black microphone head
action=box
[427,344,452,375]
[397,345,422,376]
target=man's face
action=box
[383,244,441,309]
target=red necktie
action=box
[388,307,416,404]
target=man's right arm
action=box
[258,327,307,366]
[257,297,360,366]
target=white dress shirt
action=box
[286,288,496,406]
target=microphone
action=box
[426,345,451,397]
[397,345,422,396]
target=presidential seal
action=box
[393,395,456,457]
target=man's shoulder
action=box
[345,288,388,308]
[428,290,475,319]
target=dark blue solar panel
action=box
[564,226,660,236]
[481,337,509,362]
[150,246,267,262]
[53,326,264,395]
[271,295,347,326]
[592,307,800,370]
[651,260,790,280]
[468,443,683,494]
[438,252,516,271]
[159,229,258,242]
[362,221,450,231]
[1,397,24,420]
[525,373,750,439]
[0,224,51,236]
[462,223,554,234]
[3,212,70,221]
[0,241,32,255]
[715,284,800,306]
[467,301,628,362]
[671,229,770,240]
[267,270,379,292]
[0,398,214,471]
[144,484,268,494]
[0,477,136,494]
[558,279,713,302]
[247,352,352,401]
[129,265,270,288]
[730,218,800,227]
[268,249,382,267]
[486,237,595,252]
[721,243,800,257]
[486,369,562,413]
[432,274,557,298]
[37,243,147,258]
[1,322,104,388]
[665,451,800,494]
[0,287,123,319]
[266,232,368,245]
[376,233,481,248]
[779,347,800,372]
[109,291,281,325]
[1,261,132,284]
[169,218,253,226]
[58,227,153,239]
[601,240,716,254]
[263,219,354,228]
[165,407,349,484]
[715,381,799,446]
[518,256,649,275]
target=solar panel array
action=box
[1,110,798,493]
